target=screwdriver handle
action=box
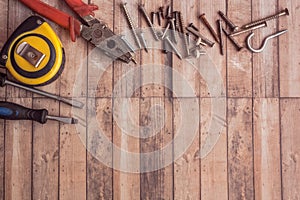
[0,101,48,124]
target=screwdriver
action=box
[0,101,78,124]
[0,72,84,109]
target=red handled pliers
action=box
[19,0,136,64]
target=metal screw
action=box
[159,7,165,19]
[199,13,220,43]
[178,12,185,34]
[218,11,239,32]
[173,11,181,32]
[120,35,135,52]
[121,3,142,49]
[164,36,182,59]
[161,22,171,39]
[157,12,161,26]
[217,19,224,55]
[2,55,8,60]
[166,5,171,18]
[151,12,156,24]
[186,26,215,47]
[222,28,243,51]
[243,8,289,29]
[230,22,267,37]
[138,4,160,41]
[169,18,178,43]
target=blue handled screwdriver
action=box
[0,101,78,124]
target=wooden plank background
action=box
[0,0,299,199]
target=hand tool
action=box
[218,11,239,32]
[242,8,289,29]
[229,22,267,37]
[0,16,65,86]
[217,20,224,55]
[0,101,78,124]
[246,29,288,53]
[0,72,84,108]
[121,3,142,49]
[222,28,243,51]
[139,4,160,41]
[199,13,220,43]
[19,0,136,64]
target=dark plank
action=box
[228,98,254,200]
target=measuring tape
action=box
[0,16,65,86]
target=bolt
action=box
[139,31,149,53]
[164,36,182,59]
[243,8,289,29]
[186,26,215,47]
[120,35,135,52]
[199,13,220,43]
[138,4,160,41]
[188,23,199,31]
[217,19,224,55]
[222,28,243,51]
[218,11,239,32]
[121,3,142,48]
[230,21,267,37]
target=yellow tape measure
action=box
[0,16,64,86]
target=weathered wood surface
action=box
[0,0,299,199]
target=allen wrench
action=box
[246,29,288,53]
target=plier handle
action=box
[19,0,136,63]
[19,0,98,41]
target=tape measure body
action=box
[0,16,64,86]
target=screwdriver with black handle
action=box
[0,101,78,124]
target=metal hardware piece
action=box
[121,3,142,49]
[243,8,289,29]
[196,38,208,46]
[120,35,135,52]
[166,5,171,18]
[188,23,199,31]
[157,12,161,26]
[164,36,182,59]
[139,31,149,53]
[218,10,239,32]
[178,12,185,33]
[230,22,267,37]
[139,4,160,41]
[186,26,215,47]
[173,11,180,32]
[161,22,171,39]
[222,28,243,51]
[199,13,220,43]
[151,12,156,24]
[169,18,178,43]
[217,20,224,55]
[159,6,165,19]
[186,33,190,45]
[16,42,46,68]
[246,29,288,53]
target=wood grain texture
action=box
[87,98,113,200]
[279,1,300,97]
[228,98,254,200]
[0,0,8,99]
[253,98,281,200]
[281,99,300,200]
[0,100,4,199]
[174,98,200,200]
[252,0,279,97]
[113,98,140,200]
[227,0,253,97]
[4,98,32,200]
[59,101,86,200]
[140,97,173,200]
[32,98,59,200]
[200,98,227,200]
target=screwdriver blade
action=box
[46,115,78,124]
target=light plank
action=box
[140,97,173,199]
[228,98,254,200]
[32,98,59,200]
[141,0,172,98]
[279,1,300,97]
[227,1,253,97]
[113,98,140,200]
[281,99,300,200]
[252,1,279,97]
[87,98,113,199]
[0,98,4,198]
[200,98,227,200]
[0,0,8,99]
[174,98,200,200]
[59,100,86,200]
[4,98,32,200]
[253,98,281,200]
